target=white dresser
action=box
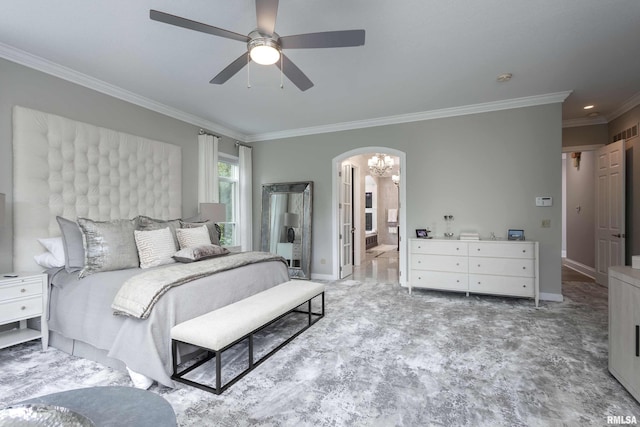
[609,266,640,403]
[409,238,539,306]
[0,273,48,350]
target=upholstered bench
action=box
[171,280,325,394]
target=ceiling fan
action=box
[150,0,365,91]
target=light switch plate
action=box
[536,197,553,207]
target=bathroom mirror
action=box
[261,182,313,279]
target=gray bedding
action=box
[48,255,290,387]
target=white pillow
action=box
[34,252,65,268]
[37,237,66,264]
[134,227,177,269]
[176,225,211,249]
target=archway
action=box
[331,147,407,286]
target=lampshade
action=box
[199,203,226,222]
[0,193,5,226]
[283,212,299,228]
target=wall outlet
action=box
[320,258,326,265]
[542,219,551,228]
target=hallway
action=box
[351,244,399,284]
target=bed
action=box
[12,106,289,387]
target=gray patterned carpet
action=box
[1,278,639,426]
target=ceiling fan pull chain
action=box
[280,54,284,89]
[247,53,251,89]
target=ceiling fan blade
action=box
[150,10,250,43]
[276,53,314,91]
[255,0,279,35]
[280,30,365,49]
[210,52,250,84]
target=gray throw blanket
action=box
[112,252,287,319]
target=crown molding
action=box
[606,91,640,122]
[246,91,573,142]
[0,42,248,142]
[562,116,608,128]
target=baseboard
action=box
[539,292,564,302]
[310,273,335,281]
[563,258,596,280]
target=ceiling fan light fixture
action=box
[249,37,281,65]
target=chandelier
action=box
[368,153,394,177]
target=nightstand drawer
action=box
[0,281,43,301]
[0,296,43,323]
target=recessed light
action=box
[496,73,512,82]
[583,105,595,110]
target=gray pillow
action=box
[77,218,139,278]
[180,220,220,246]
[56,216,85,273]
[136,215,181,248]
[173,244,229,263]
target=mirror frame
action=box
[260,181,313,279]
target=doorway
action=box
[331,147,406,285]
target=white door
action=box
[340,162,354,278]
[595,140,625,285]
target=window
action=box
[217,155,239,246]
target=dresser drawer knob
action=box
[456,247,459,251]
[456,263,459,266]
[477,281,481,284]
[522,266,526,270]
[477,264,481,267]
[522,284,527,288]
[456,280,460,283]
[522,250,526,253]
[21,288,26,293]
[21,306,26,310]
[477,248,480,251]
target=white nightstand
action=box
[0,273,48,350]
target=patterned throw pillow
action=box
[77,218,139,278]
[134,227,177,269]
[176,225,211,249]
[173,244,230,263]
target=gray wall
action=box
[252,104,563,296]
[0,58,237,273]
[562,124,608,148]
[565,151,595,267]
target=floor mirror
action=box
[260,182,313,279]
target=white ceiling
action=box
[1,0,639,141]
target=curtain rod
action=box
[235,141,252,149]
[198,129,221,139]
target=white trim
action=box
[562,117,608,128]
[561,144,604,153]
[563,258,597,280]
[246,91,573,142]
[310,273,334,281]
[0,42,248,142]
[539,292,564,303]
[607,91,640,122]
[331,147,406,287]
[562,250,567,258]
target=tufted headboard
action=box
[12,106,182,272]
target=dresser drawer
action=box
[411,254,468,273]
[0,280,43,302]
[469,257,534,277]
[411,240,468,256]
[0,296,43,323]
[469,275,535,297]
[410,271,468,292]
[468,242,534,259]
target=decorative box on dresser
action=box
[409,238,539,306]
[609,266,640,403]
[0,273,48,350]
